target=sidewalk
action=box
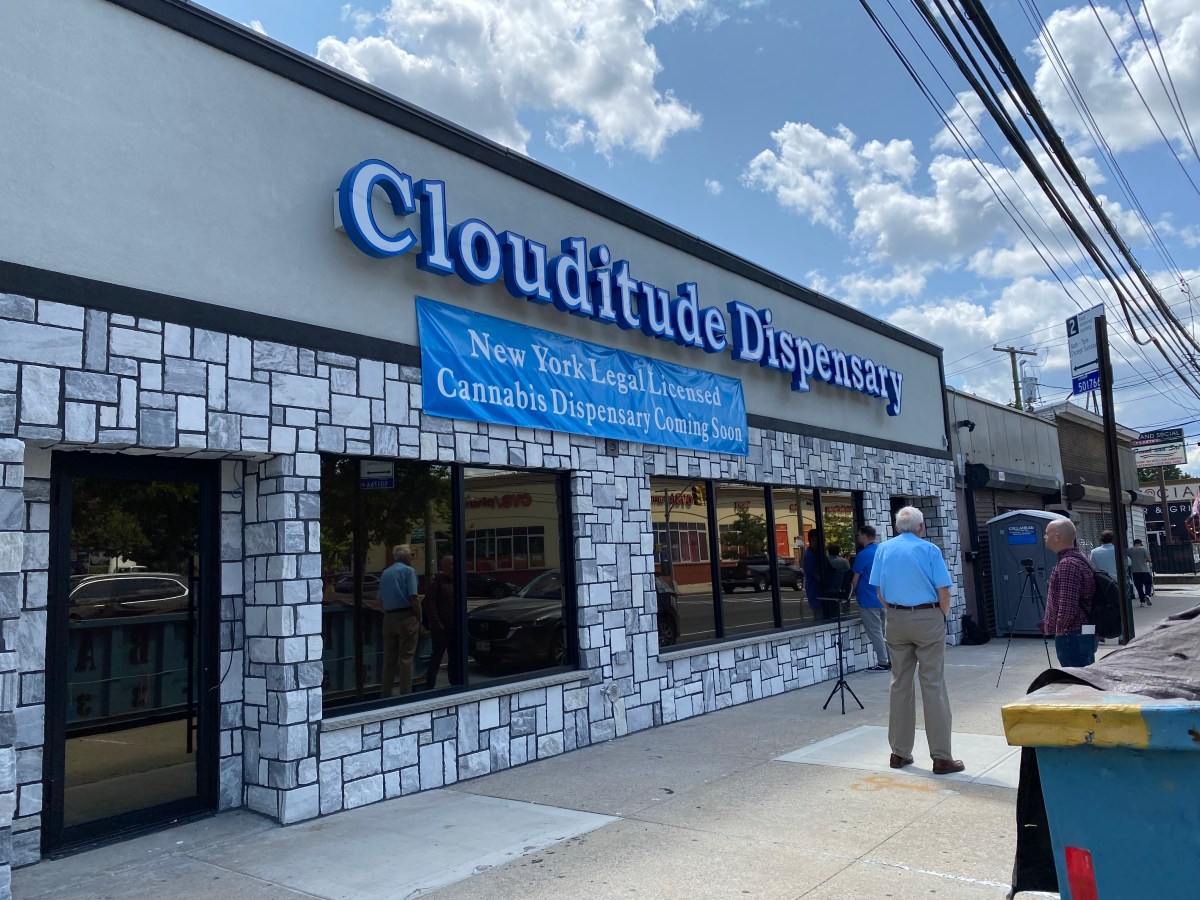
[15,590,1195,900]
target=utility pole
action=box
[1095,316,1134,644]
[993,346,1038,409]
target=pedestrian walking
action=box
[1088,530,1117,579]
[868,507,962,774]
[848,525,889,671]
[1042,519,1098,667]
[379,546,422,696]
[1126,538,1153,607]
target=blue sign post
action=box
[417,297,749,455]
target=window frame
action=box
[320,457,576,717]
[652,475,865,649]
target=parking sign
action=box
[1066,304,1103,395]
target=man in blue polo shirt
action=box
[849,524,889,671]
[379,546,422,697]
[869,506,963,775]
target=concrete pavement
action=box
[15,588,1195,900]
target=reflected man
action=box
[379,546,422,696]
[849,525,890,671]
[423,554,463,689]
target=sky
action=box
[203,0,1200,473]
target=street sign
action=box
[360,459,395,490]
[1066,304,1103,395]
[1133,427,1188,468]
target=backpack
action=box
[1087,568,1122,639]
[960,613,991,645]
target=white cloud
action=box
[340,4,376,33]
[1030,2,1200,157]
[704,178,723,196]
[741,123,863,228]
[248,20,268,35]
[315,0,704,157]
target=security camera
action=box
[956,419,976,432]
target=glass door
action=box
[46,453,219,850]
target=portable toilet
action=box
[986,510,1066,636]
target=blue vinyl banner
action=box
[417,297,749,455]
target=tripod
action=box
[823,580,864,715]
[996,563,1053,687]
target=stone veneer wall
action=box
[0,291,959,891]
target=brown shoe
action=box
[889,753,914,769]
[932,758,966,775]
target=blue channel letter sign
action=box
[417,297,749,456]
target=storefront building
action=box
[0,0,959,882]
[946,389,1063,634]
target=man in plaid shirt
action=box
[1042,518,1098,667]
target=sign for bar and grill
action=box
[1065,304,1103,395]
[1133,427,1188,468]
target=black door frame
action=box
[43,451,221,853]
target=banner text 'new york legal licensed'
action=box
[418,297,749,455]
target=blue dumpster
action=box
[1002,683,1200,900]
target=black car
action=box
[720,557,803,593]
[464,572,519,599]
[69,572,192,620]
[468,570,680,670]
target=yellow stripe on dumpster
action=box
[1002,700,1150,749]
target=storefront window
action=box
[715,483,776,636]
[773,488,820,628]
[650,477,716,644]
[464,469,567,684]
[320,457,570,711]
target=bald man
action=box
[1042,519,1098,667]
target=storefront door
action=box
[45,453,220,851]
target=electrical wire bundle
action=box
[859,0,1200,410]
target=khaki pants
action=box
[885,606,952,760]
[381,609,420,697]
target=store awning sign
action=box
[417,297,749,455]
[336,160,905,416]
[1133,427,1187,468]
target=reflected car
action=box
[69,572,192,620]
[331,573,380,596]
[720,557,803,593]
[468,570,680,670]
[464,572,519,599]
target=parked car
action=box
[464,572,519,599]
[720,557,803,593]
[468,570,680,670]
[69,572,192,620]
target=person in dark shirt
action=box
[1042,519,1097,667]
[422,554,462,689]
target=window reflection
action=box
[321,460,572,709]
[715,483,777,636]
[464,469,567,681]
[320,458,453,704]
[774,488,821,628]
[820,491,858,618]
[650,477,715,644]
